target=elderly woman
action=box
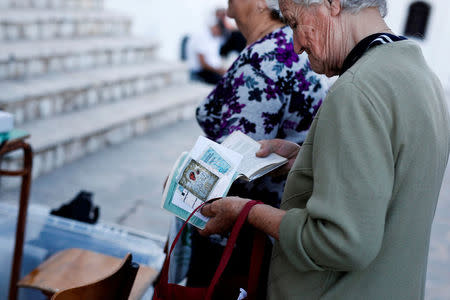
[185,0,329,296]
[201,0,450,299]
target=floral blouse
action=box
[196,26,330,205]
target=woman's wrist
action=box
[247,203,286,241]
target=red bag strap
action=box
[156,199,262,300]
[205,200,262,299]
[246,230,266,299]
[159,200,209,288]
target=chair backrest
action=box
[50,253,139,300]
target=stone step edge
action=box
[1,61,190,125]
[0,36,158,61]
[0,9,130,22]
[0,38,159,81]
[2,83,212,180]
[0,0,103,10]
[28,83,211,151]
[0,60,187,104]
[0,9,131,41]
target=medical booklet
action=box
[161,131,287,229]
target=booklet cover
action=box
[161,131,287,229]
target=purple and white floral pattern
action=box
[196,26,329,204]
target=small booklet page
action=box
[222,131,288,181]
[161,131,287,229]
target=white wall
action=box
[106,0,450,90]
[385,0,450,90]
[105,0,228,61]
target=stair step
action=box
[0,37,158,80]
[0,60,190,124]
[0,0,103,9]
[2,83,212,182]
[0,9,130,41]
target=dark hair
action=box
[270,9,286,24]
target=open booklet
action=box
[161,131,287,229]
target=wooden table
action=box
[0,134,33,300]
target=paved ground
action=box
[1,117,449,299]
[0,119,203,238]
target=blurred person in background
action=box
[187,15,227,85]
[182,0,330,298]
[215,8,247,57]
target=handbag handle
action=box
[205,200,262,299]
[158,199,262,300]
[160,200,210,287]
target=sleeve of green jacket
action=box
[279,82,395,272]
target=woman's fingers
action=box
[201,203,215,217]
[199,197,250,236]
[256,139,301,175]
[257,139,300,158]
[256,140,275,157]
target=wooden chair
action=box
[18,248,157,299]
[50,252,138,300]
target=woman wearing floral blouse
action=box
[187,0,329,297]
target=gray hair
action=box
[291,0,387,17]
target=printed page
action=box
[222,131,287,180]
[161,136,243,229]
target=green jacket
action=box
[268,41,450,299]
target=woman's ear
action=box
[329,0,342,16]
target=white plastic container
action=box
[0,203,164,300]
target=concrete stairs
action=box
[0,0,103,9]
[0,37,157,80]
[0,61,190,124]
[0,0,212,188]
[0,9,131,41]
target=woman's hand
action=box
[199,197,250,236]
[257,139,301,175]
[200,196,286,240]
